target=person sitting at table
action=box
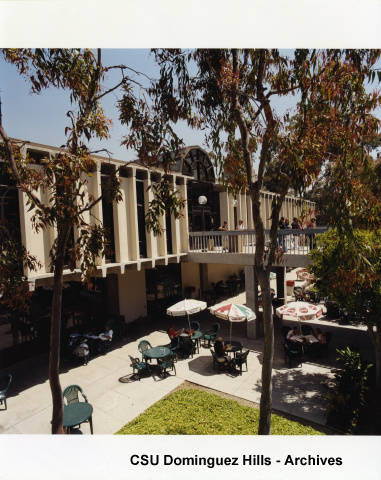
[214,337,227,357]
[286,326,299,341]
[167,325,184,340]
[314,328,326,344]
[98,324,113,353]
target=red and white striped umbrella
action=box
[276,301,325,321]
[210,303,255,342]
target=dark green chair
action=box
[138,340,152,362]
[62,384,93,433]
[233,349,249,375]
[210,348,229,372]
[129,355,150,380]
[203,322,220,347]
[0,374,12,410]
[190,320,200,331]
[158,354,176,376]
[63,384,88,405]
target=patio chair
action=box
[203,322,220,347]
[138,340,152,362]
[168,336,180,360]
[0,374,12,410]
[233,349,249,375]
[158,354,176,376]
[178,335,194,359]
[62,384,92,433]
[129,355,150,380]
[63,384,89,405]
[284,339,303,368]
[211,348,229,372]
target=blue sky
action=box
[0,49,379,163]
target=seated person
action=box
[98,325,113,353]
[167,325,184,340]
[99,325,113,342]
[314,328,326,344]
[286,326,299,340]
[214,337,227,357]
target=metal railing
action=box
[189,227,328,255]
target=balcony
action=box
[188,228,328,268]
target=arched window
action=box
[180,148,215,183]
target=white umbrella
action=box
[210,303,255,343]
[167,299,207,330]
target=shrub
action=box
[326,347,372,432]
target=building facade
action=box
[0,140,315,364]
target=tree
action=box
[0,48,178,433]
[309,229,381,398]
[149,48,380,434]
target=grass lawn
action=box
[116,388,324,435]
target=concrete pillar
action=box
[228,193,235,230]
[274,266,287,304]
[179,179,189,252]
[144,175,157,259]
[170,176,181,255]
[113,175,129,263]
[219,190,231,229]
[245,266,257,339]
[127,170,139,260]
[246,194,254,229]
[240,192,247,227]
[156,174,167,257]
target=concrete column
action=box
[246,194,254,229]
[144,175,157,259]
[240,192,247,227]
[127,170,139,260]
[170,176,181,255]
[179,179,189,252]
[113,175,129,263]
[219,190,231,228]
[274,266,287,304]
[88,164,104,266]
[228,193,235,230]
[156,174,167,257]
[245,266,258,339]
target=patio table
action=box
[144,346,171,361]
[224,341,242,357]
[63,402,93,434]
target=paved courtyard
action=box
[1,321,335,434]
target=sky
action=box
[0,49,380,164]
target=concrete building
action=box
[0,140,315,365]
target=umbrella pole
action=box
[229,322,232,344]
[187,312,191,331]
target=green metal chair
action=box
[233,349,249,375]
[158,354,176,376]
[190,320,200,331]
[62,384,93,433]
[138,340,152,362]
[203,322,220,347]
[63,384,88,405]
[129,355,150,380]
[0,374,12,410]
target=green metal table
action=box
[63,402,93,434]
[144,346,171,360]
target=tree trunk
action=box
[257,267,274,435]
[49,225,69,434]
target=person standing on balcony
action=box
[307,217,317,250]
[219,221,229,251]
[278,217,287,252]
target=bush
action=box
[326,347,372,432]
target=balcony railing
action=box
[189,228,328,255]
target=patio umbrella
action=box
[167,299,207,330]
[210,303,255,344]
[275,301,326,331]
[296,268,314,284]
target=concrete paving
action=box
[0,323,334,434]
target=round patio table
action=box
[144,346,171,360]
[63,402,93,434]
[224,341,243,357]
